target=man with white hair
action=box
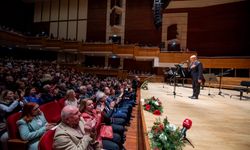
[189,55,204,99]
[53,105,99,150]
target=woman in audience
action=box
[80,99,121,150]
[0,90,24,150]
[17,102,54,150]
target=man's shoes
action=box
[190,96,198,99]
[188,96,194,98]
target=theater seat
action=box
[40,100,64,123]
[38,129,56,150]
[7,112,28,150]
[57,98,65,109]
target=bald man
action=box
[189,55,204,99]
[53,105,100,150]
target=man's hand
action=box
[191,64,196,69]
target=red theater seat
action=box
[7,112,28,150]
[38,129,56,150]
[40,100,64,123]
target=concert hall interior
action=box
[0,0,250,150]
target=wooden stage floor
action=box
[141,83,250,150]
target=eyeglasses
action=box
[33,106,40,111]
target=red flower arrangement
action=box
[148,117,186,150]
[143,96,163,115]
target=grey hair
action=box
[61,105,77,122]
[65,89,75,98]
[95,91,105,101]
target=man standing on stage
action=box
[189,55,203,99]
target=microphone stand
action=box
[170,66,182,98]
[217,69,232,96]
[181,128,195,148]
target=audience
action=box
[17,102,54,150]
[0,90,25,150]
[0,58,138,150]
[80,99,121,150]
[64,89,79,107]
[53,105,100,150]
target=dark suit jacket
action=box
[189,61,203,80]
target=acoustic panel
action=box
[51,0,59,21]
[42,0,50,22]
[78,0,88,19]
[58,21,67,39]
[77,20,87,41]
[59,0,68,20]
[34,2,42,22]
[50,22,58,38]
[68,21,77,40]
[69,0,78,20]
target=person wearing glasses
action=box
[17,103,54,150]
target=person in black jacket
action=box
[188,55,204,99]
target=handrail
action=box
[138,88,151,150]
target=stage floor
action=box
[141,83,250,150]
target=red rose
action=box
[159,124,164,130]
[145,104,151,111]
[153,110,161,115]
[183,118,192,129]
[154,127,159,133]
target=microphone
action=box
[181,118,192,138]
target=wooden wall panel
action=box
[125,0,161,46]
[134,47,160,57]
[165,1,250,56]
[159,51,197,63]
[86,0,107,42]
[200,58,250,69]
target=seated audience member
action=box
[24,87,43,105]
[95,91,126,126]
[80,99,121,150]
[64,89,79,107]
[78,86,90,101]
[0,90,25,150]
[53,105,100,150]
[40,84,54,103]
[17,102,54,150]
[95,92,126,143]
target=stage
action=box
[141,83,250,150]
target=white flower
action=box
[159,133,168,142]
[166,124,177,131]
[154,101,159,106]
[148,132,153,139]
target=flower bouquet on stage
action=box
[148,117,194,150]
[143,96,163,115]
